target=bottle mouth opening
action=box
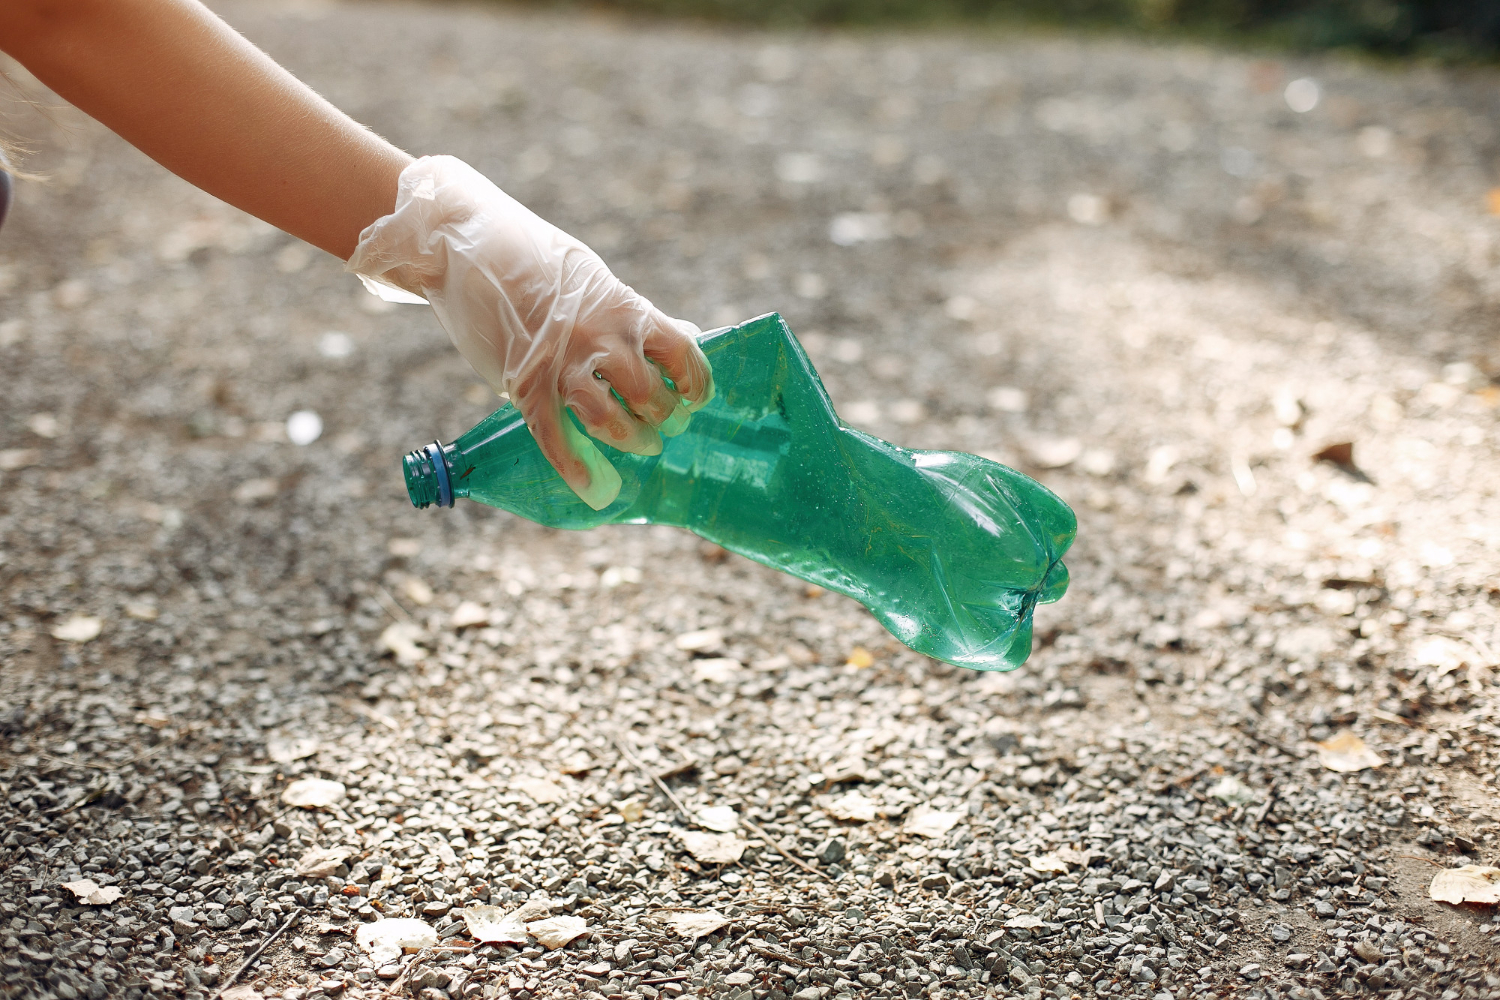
[402,440,454,509]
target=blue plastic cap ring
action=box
[425,441,454,508]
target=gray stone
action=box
[919,872,952,891]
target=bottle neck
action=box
[403,441,455,508]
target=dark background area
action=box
[533,0,1500,57]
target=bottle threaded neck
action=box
[403,441,453,509]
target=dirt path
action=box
[2,4,1498,1000]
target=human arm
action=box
[1,0,407,259]
[3,0,714,508]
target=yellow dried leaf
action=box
[401,577,434,606]
[355,917,438,966]
[295,845,355,877]
[61,879,122,905]
[461,906,529,944]
[379,622,426,665]
[662,909,731,939]
[846,647,875,669]
[1430,865,1500,905]
[281,778,346,808]
[1315,731,1382,772]
[513,776,564,804]
[824,791,878,823]
[679,831,746,864]
[527,915,588,950]
[692,657,742,683]
[904,806,962,839]
[696,806,739,832]
[450,601,489,629]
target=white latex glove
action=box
[347,155,714,510]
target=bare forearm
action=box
[3,0,410,259]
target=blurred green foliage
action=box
[557,0,1500,57]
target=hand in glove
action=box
[347,155,714,510]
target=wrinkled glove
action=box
[347,155,714,510]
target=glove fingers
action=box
[524,399,623,511]
[594,351,682,429]
[568,377,663,457]
[642,315,715,412]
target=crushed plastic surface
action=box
[404,313,1075,671]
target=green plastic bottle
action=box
[403,313,1075,671]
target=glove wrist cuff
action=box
[346,154,482,303]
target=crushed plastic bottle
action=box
[403,313,1075,671]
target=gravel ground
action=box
[3,3,1500,1000]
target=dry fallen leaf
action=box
[618,799,646,823]
[513,776,565,804]
[401,577,434,606]
[450,601,489,629]
[1315,731,1382,773]
[1209,775,1257,807]
[0,448,42,472]
[232,477,280,505]
[267,738,319,764]
[387,537,421,557]
[675,628,723,653]
[692,657,742,684]
[1312,441,1357,473]
[379,621,426,665]
[511,898,555,923]
[1025,436,1083,469]
[1005,913,1043,929]
[560,751,594,776]
[662,909,731,939]
[51,616,103,644]
[220,987,261,1000]
[824,791,878,823]
[822,757,870,784]
[696,806,740,832]
[904,806,962,839]
[295,845,355,878]
[680,831,746,865]
[1410,635,1471,671]
[462,906,530,945]
[845,646,874,669]
[527,915,588,950]
[61,879,122,905]
[355,917,437,966]
[1429,865,1500,905]
[1028,854,1071,874]
[281,778,347,808]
